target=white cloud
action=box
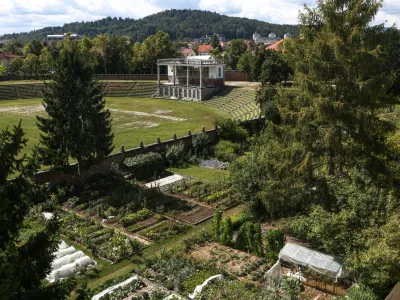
[0,0,399,35]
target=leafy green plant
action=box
[280,277,303,300]
[265,229,285,262]
[215,118,248,143]
[347,284,378,300]
[120,208,152,227]
[214,140,240,162]
[166,142,187,167]
[192,133,210,158]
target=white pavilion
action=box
[156,55,225,101]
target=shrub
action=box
[120,208,152,227]
[212,210,222,240]
[166,142,187,167]
[215,118,248,143]
[124,152,165,180]
[192,133,210,158]
[214,140,241,162]
[347,284,378,300]
[280,277,303,300]
[219,216,233,245]
[265,229,285,262]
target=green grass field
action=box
[0,97,228,157]
[168,165,228,182]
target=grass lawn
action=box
[0,97,228,157]
[168,165,228,182]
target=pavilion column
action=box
[157,65,160,85]
[173,65,176,86]
[199,65,202,89]
[187,66,189,87]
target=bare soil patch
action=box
[0,104,44,115]
[109,108,187,121]
[190,242,267,281]
[170,204,213,224]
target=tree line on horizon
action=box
[0,9,299,42]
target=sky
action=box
[0,0,399,35]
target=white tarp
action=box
[188,274,223,299]
[47,256,96,282]
[264,260,283,289]
[51,250,86,270]
[54,246,77,259]
[58,240,69,250]
[42,212,54,220]
[91,275,139,300]
[146,174,183,188]
[278,243,349,279]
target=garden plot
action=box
[137,219,191,242]
[60,212,145,262]
[190,242,270,282]
[162,177,238,209]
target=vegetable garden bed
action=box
[189,242,270,283]
[137,220,191,242]
[60,212,145,262]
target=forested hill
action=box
[1,9,299,42]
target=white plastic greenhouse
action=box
[278,243,349,279]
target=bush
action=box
[166,142,187,167]
[192,133,210,158]
[265,229,285,262]
[215,118,248,143]
[280,277,303,300]
[124,152,165,180]
[120,208,152,227]
[347,284,378,300]
[214,140,241,162]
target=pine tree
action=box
[37,40,114,175]
[212,209,222,240]
[0,122,75,298]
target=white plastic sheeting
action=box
[54,246,77,259]
[278,243,349,279]
[188,274,223,299]
[47,240,96,283]
[145,174,183,188]
[58,240,69,250]
[264,260,283,289]
[42,212,55,220]
[51,250,86,270]
[91,275,139,300]
[47,256,96,282]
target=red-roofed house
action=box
[0,52,23,68]
[181,48,196,57]
[197,44,213,56]
[266,39,285,51]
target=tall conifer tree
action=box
[37,39,114,174]
[232,0,399,218]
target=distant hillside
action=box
[1,9,299,42]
